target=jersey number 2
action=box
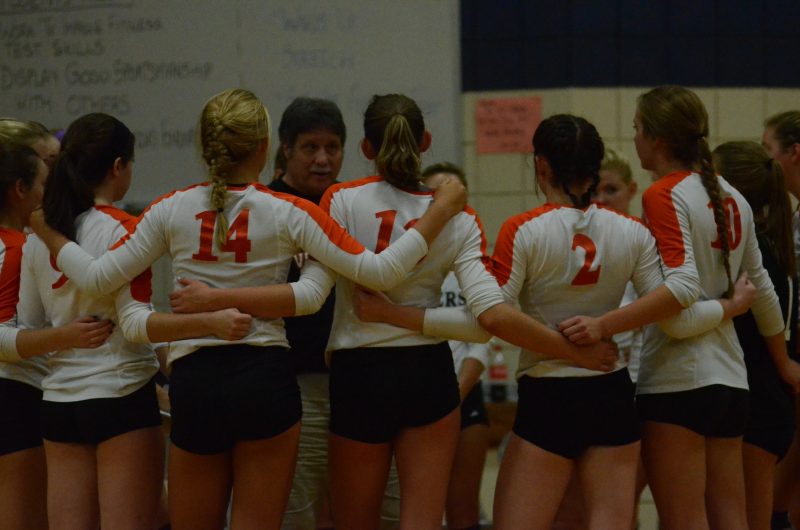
[571,234,601,286]
[192,209,252,263]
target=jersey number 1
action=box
[192,209,252,263]
[374,210,418,253]
[571,234,601,286]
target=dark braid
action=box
[697,137,733,296]
[532,114,603,208]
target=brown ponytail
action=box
[713,141,796,279]
[363,94,425,190]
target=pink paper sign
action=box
[476,97,542,154]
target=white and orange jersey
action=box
[19,206,158,402]
[493,203,669,378]
[637,171,783,394]
[321,176,504,352]
[0,228,48,388]
[55,181,431,366]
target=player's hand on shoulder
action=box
[432,176,467,217]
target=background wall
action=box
[460,0,800,247]
[0,0,461,207]
[462,87,800,247]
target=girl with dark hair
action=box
[485,113,752,530]
[713,141,798,530]
[24,112,253,529]
[0,140,115,530]
[31,90,466,530]
[320,97,623,530]
[350,111,749,529]
[632,87,800,530]
[762,110,800,530]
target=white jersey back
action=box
[20,206,158,402]
[638,171,783,394]
[322,177,503,352]
[55,181,430,366]
[0,229,48,388]
[493,203,662,378]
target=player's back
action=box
[323,177,498,350]
[494,203,658,378]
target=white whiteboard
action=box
[0,0,461,206]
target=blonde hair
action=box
[638,86,733,296]
[0,118,51,147]
[600,148,633,184]
[199,89,270,246]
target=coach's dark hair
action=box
[278,97,346,150]
[0,143,41,208]
[43,113,134,241]
[532,114,604,209]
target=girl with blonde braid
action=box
[630,86,800,530]
[30,88,466,530]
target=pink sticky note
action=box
[476,97,542,154]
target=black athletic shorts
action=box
[513,369,640,459]
[637,384,749,438]
[460,383,489,430]
[169,345,301,455]
[41,378,161,445]
[329,342,460,444]
[743,347,796,459]
[0,378,42,455]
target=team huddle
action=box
[0,86,799,530]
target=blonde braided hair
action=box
[199,89,270,247]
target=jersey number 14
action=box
[192,210,252,263]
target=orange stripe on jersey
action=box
[594,203,647,228]
[319,176,384,214]
[642,171,692,268]
[251,183,366,255]
[110,182,210,251]
[95,205,153,303]
[492,204,561,286]
[0,229,26,323]
[463,205,493,274]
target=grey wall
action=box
[0,0,462,206]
